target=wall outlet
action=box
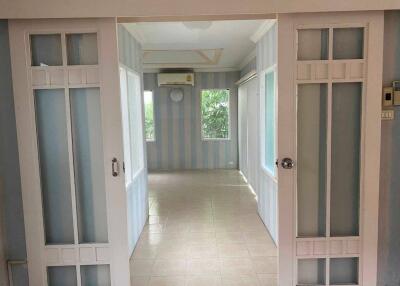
[381,110,394,120]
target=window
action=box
[200,89,230,140]
[144,90,155,141]
[261,67,276,176]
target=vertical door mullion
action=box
[326,28,333,286]
[61,31,82,286]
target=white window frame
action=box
[200,88,231,141]
[119,64,145,186]
[260,64,278,180]
[143,89,156,142]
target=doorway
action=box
[7,11,383,286]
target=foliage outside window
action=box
[201,89,230,140]
[144,90,155,141]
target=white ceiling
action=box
[123,20,269,72]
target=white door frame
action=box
[277,11,383,286]
[9,18,130,286]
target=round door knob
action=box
[281,157,294,169]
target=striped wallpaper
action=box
[378,11,400,286]
[144,72,240,170]
[256,23,278,243]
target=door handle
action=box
[279,157,295,169]
[112,158,120,177]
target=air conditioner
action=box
[157,73,195,86]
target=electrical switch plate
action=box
[383,87,393,107]
[381,110,394,120]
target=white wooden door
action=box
[9,18,130,286]
[277,12,383,286]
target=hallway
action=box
[130,170,277,286]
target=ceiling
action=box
[123,20,270,72]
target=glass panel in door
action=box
[34,89,75,245]
[69,87,108,244]
[330,82,361,237]
[297,84,327,237]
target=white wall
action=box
[118,25,149,256]
[238,23,278,244]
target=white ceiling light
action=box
[182,21,213,30]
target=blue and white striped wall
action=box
[144,71,240,171]
[118,25,149,255]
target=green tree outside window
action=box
[144,91,155,141]
[201,89,230,139]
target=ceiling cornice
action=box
[250,19,276,43]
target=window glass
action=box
[264,70,276,175]
[144,91,155,141]
[201,89,230,140]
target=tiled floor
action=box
[130,170,277,286]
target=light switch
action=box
[383,87,393,107]
[382,110,394,120]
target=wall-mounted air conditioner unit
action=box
[157,73,195,86]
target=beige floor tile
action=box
[131,276,150,286]
[217,243,250,257]
[221,274,260,286]
[247,244,277,257]
[148,276,185,286]
[186,258,220,275]
[130,171,278,286]
[257,274,278,286]
[130,259,155,276]
[220,257,255,275]
[251,257,278,274]
[143,224,164,234]
[186,244,219,259]
[243,232,274,245]
[152,259,187,276]
[185,275,222,286]
[216,232,246,243]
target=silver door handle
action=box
[279,157,295,169]
[112,158,120,177]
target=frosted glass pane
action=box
[34,89,74,245]
[297,29,329,60]
[81,265,111,286]
[70,88,108,243]
[120,68,132,185]
[127,71,144,176]
[330,258,358,285]
[67,33,98,65]
[331,83,361,236]
[298,259,325,285]
[264,70,276,175]
[30,34,62,66]
[47,266,77,286]
[333,28,364,59]
[297,84,327,237]
[10,263,29,286]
